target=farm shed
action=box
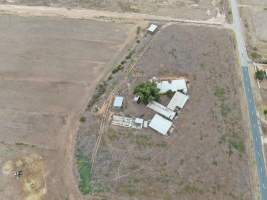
[147,24,158,33]
[157,79,187,94]
[113,96,124,109]
[147,101,176,120]
[167,91,189,110]
[149,114,173,135]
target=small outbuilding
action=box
[147,24,158,33]
[113,96,124,109]
[149,114,173,135]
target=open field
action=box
[0,0,228,20]
[240,5,267,60]
[76,24,253,199]
[0,14,135,200]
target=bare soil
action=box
[0,0,226,20]
[0,14,135,200]
[76,24,253,199]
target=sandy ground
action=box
[0,14,134,200]
[77,24,253,199]
[0,0,226,20]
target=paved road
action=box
[229,0,267,198]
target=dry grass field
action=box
[0,14,134,200]
[76,24,253,200]
[0,0,227,20]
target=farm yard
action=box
[76,24,253,200]
[0,14,135,199]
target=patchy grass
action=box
[214,87,225,99]
[228,137,245,155]
[131,134,153,147]
[76,151,92,194]
[181,184,203,194]
[107,129,120,141]
[117,179,138,196]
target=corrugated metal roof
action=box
[167,91,189,110]
[113,96,124,108]
[147,101,176,120]
[157,79,187,94]
[149,114,172,135]
[147,24,158,33]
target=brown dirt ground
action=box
[0,14,136,200]
[0,0,226,20]
[76,24,253,200]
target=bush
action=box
[80,116,86,123]
[255,70,266,81]
[251,51,262,60]
[134,81,160,105]
[264,109,267,115]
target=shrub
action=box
[80,116,86,123]
[134,81,160,105]
[255,70,266,81]
[251,51,262,60]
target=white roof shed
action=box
[167,91,189,110]
[113,96,124,108]
[147,24,158,33]
[147,101,176,120]
[149,114,172,135]
[157,79,187,94]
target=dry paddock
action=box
[77,24,254,200]
[0,14,134,200]
[0,0,223,20]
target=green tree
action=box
[255,70,266,81]
[134,81,160,105]
[264,109,267,115]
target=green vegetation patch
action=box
[228,137,245,154]
[214,87,225,99]
[181,184,204,194]
[134,81,160,104]
[255,70,266,81]
[251,51,262,60]
[76,151,92,194]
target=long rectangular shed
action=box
[147,101,176,120]
[149,114,173,135]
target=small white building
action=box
[113,96,124,109]
[147,101,176,120]
[167,91,189,110]
[134,118,144,129]
[149,114,173,135]
[147,24,158,33]
[157,79,187,94]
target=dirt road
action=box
[0,4,226,25]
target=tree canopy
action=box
[134,81,160,105]
[255,70,266,81]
